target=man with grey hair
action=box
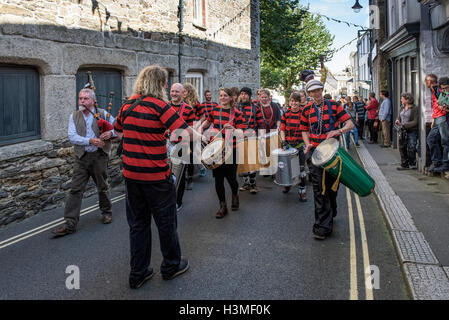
[52,88,116,237]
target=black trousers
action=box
[177,165,187,206]
[125,179,181,284]
[213,163,239,203]
[357,118,365,139]
[310,163,339,237]
[367,119,378,143]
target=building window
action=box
[75,68,123,116]
[185,72,203,98]
[0,65,40,147]
[193,0,206,28]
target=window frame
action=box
[0,65,41,147]
[193,0,207,29]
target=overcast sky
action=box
[304,0,369,73]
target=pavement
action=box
[353,139,449,300]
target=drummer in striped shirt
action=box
[169,83,196,212]
[200,88,245,219]
[196,90,219,122]
[237,87,265,194]
[300,80,353,240]
[280,91,308,201]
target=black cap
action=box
[299,70,315,82]
[239,87,252,97]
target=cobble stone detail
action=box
[404,263,449,300]
[392,230,439,265]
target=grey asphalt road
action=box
[0,147,410,300]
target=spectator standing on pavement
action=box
[344,101,359,149]
[114,65,192,288]
[52,88,115,237]
[300,80,354,240]
[396,93,419,170]
[353,96,366,140]
[426,74,449,172]
[379,90,392,148]
[366,92,379,144]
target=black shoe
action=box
[313,234,326,240]
[176,203,183,213]
[429,165,446,172]
[130,268,154,289]
[52,224,76,237]
[163,259,189,280]
[397,166,410,171]
[355,143,360,147]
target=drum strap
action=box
[321,156,342,195]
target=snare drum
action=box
[201,138,232,170]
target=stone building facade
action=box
[0,0,261,227]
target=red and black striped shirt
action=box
[281,108,304,146]
[238,103,265,131]
[196,101,219,121]
[170,102,195,126]
[300,99,350,147]
[206,106,244,149]
[114,95,188,183]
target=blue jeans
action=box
[125,179,181,285]
[345,125,359,147]
[399,130,418,167]
[427,115,449,167]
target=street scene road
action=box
[0,146,409,300]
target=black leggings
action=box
[213,163,239,203]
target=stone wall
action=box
[0,0,260,227]
[0,139,124,227]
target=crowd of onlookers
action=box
[284,73,448,175]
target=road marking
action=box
[346,188,358,300]
[354,193,374,300]
[0,194,125,250]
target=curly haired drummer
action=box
[199,88,245,219]
[300,80,354,240]
[280,91,308,201]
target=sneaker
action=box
[102,214,112,224]
[313,234,326,240]
[176,204,183,212]
[409,165,417,170]
[355,143,360,147]
[432,165,449,172]
[428,165,441,173]
[52,224,76,237]
[239,184,250,191]
[396,166,410,171]
[250,185,259,194]
[298,189,307,202]
[130,268,154,289]
[162,259,189,280]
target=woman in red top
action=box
[200,88,244,219]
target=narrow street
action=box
[0,147,410,300]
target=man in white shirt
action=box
[52,88,115,237]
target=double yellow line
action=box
[0,194,126,250]
[343,136,373,300]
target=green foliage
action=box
[260,0,334,99]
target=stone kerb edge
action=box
[354,141,449,300]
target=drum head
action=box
[311,138,339,167]
[271,148,298,156]
[201,138,224,162]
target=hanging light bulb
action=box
[352,0,363,13]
